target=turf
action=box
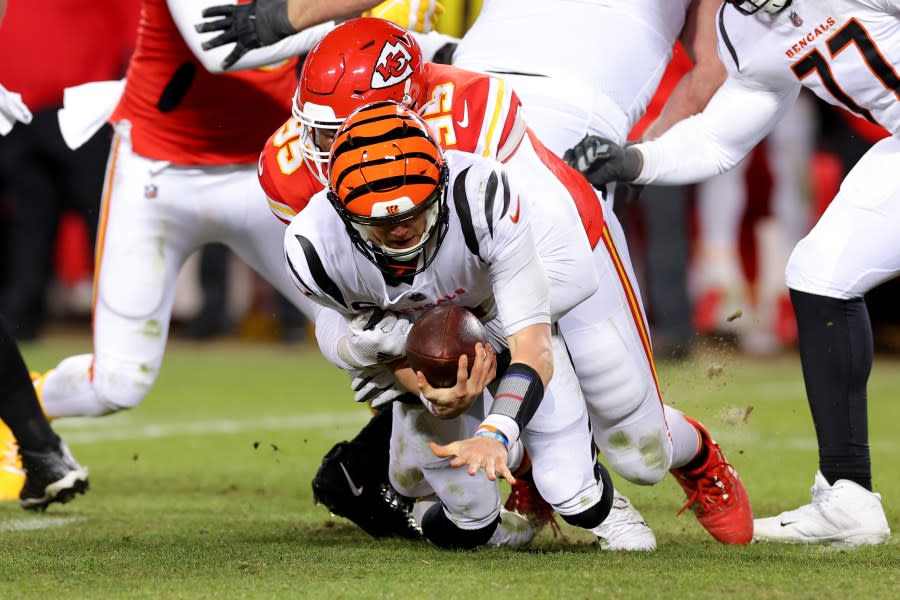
[1,335,897,599]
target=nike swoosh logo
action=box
[456,101,469,128]
[510,196,522,223]
[339,462,364,496]
[779,521,797,527]
[257,153,265,177]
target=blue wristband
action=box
[475,426,509,448]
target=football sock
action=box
[0,316,59,452]
[678,429,709,473]
[420,502,500,549]
[790,289,872,490]
[560,460,614,530]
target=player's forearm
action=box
[642,61,726,140]
[286,0,380,31]
[507,323,553,386]
[174,1,333,72]
[633,76,794,185]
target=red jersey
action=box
[259,63,602,245]
[110,0,297,165]
[0,0,139,111]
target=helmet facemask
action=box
[329,164,450,278]
[727,0,792,15]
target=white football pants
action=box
[40,125,317,418]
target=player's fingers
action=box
[200,6,234,18]
[221,46,245,70]
[497,462,516,485]
[454,353,469,388]
[195,17,231,34]
[201,33,233,51]
[484,460,498,482]
[429,441,452,458]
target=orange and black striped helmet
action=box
[327,101,449,276]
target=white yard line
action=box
[0,516,86,532]
[54,411,370,444]
[49,412,897,451]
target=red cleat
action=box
[504,456,560,536]
[670,417,753,544]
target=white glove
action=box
[0,83,32,135]
[337,308,412,369]
[363,0,443,33]
[350,366,405,408]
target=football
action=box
[405,305,488,388]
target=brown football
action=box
[405,305,488,388]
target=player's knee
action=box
[602,428,672,486]
[92,357,159,413]
[420,502,500,549]
[532,462,590,508]
[389,464,428,498]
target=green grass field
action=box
[1,334,897,599]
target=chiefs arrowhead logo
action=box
[372,41,414,89]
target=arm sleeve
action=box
[168,1,334,73]
[470,169,551,336]
[283,211,351,314]
[633,74,800,185]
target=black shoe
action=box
[19,443,89,511]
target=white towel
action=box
[57,79,126,150]
[0,83,32,135]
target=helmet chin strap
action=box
[402,79,414,108]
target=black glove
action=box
[195,0,296,70]
[563,135,643,190]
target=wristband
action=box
[489,363,544,431]
[475,426,509,449]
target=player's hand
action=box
[363,0,445,33]
[563,135,643,189]
[195,0,296,70]
[429,436,515,484]
[338,308,412,369]
[417,342,495,419]
[350,365,404,407]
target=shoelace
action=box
[676,459,736,516]
[505,479,562,537]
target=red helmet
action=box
[294,17,427,185]
[327,101,449,277]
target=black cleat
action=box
[19,443,89,512]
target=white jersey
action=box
[284,150,596,341]
[454,0,691,144]
[719,0,900,135]
[637,0,900,184]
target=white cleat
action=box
[593,491,657,551]
[753,472,891,548]
[487,508,537,548]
